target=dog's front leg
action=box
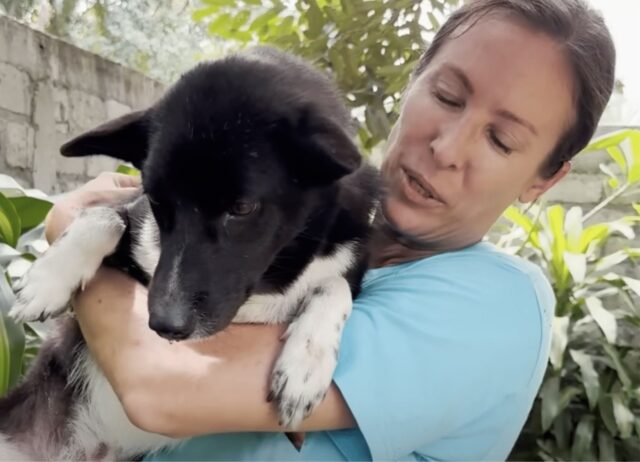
[269,276,352,429]
[10,206,126,322]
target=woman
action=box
[45,0,615,459]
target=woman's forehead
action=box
[422,16,575,136]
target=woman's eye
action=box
[229,200,259,217]
[433,90,463,108]
[488,130,513,155]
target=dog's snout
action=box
[149,315,193,341]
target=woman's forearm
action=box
[73,267,355,437]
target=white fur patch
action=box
[271,276,352,428]
[65,350,179,460]
[233,242,356,324]
[9,207,126,323]
[132,212,160,277]
[0,434,30,461]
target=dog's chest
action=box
[233,244,355,324]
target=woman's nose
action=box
[429,117,474,170]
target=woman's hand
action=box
[45,172,141,244]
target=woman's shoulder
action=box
[358,240,555,343]
[365,242,553,305]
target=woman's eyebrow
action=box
[439,64,474,93]
[496,109,538,136]
[438,64,538,136]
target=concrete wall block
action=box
[572,149,610,173]
[542,173,604,204]
[68,90,106,132]
[86,155,120,177]
[4,121,35,168]
[105,99,132,120]
[0,62,31,115]
[56,154,86,176]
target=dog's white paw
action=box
[9,254,80,322]
[269,330,338,429]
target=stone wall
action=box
[0,14,165,194]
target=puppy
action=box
[0,47,379,460]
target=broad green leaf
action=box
[0,273,23,396]
[571,415,595,461]
[541,376,560,431]
[582,129,631,153]
[607,145,628,177]
[564,206,583,250]
[0,174,27,197]
[585,296,617,344]
[569,350,600,409]
[625,131,640,183]
[550,316,569,370]
[578,223,609,253]
[597,429,617,461]
[595,250,629,273]
[546,205,568,285]
[612,391,635,439]
[0,193,21,248]
[9,197,52,234]
[192,5,220,22]
[623,277,640,297]
[602,343,633,389]
[599,395,618,436]
[563,251,586,283]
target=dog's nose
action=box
[149,316,193,341]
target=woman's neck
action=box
[368,213,441,268]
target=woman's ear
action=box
[519,161,571,203]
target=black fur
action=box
[0,47,379,459]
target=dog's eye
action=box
[229,200,259,217]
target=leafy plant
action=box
[0,175,52,398]
[499,129,640,461]
[193,0,461,152]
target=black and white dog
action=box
[0,47,378,460]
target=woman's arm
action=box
[74,268,355,437]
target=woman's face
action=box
[382,16,575,251]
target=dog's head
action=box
[60,53,361,340]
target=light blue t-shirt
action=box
[147,241,554,461]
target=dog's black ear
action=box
[279,106,361,186]
[60,110,150,169]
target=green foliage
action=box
[194,0,461,152]
[0,175,51,398]
[498,130,640,461]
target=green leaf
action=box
[0,192,21,248]
[569,350,600,409]
[595,250,629,273]
[585,296,617,344]
[626,131,640,183]
[612,391,635,439]
[0,273,24,397]
[602,343,633,389]
[541,376,560,431]
[9,197,52,234]
[192,5,220,22]
[550,316,569,370]
[623,277,640,298]
[571,415,595,461]
[578,223,609,253]
[599,395,618,436]
[563,251,586,283]
[116,164,141,176]
[607,145,628,177]
[582,129,632,153]
[597,428,617,461]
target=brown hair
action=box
[414,0,616,178]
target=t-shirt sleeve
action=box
[332,255,550,460]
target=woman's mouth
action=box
[401,167,445,205]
